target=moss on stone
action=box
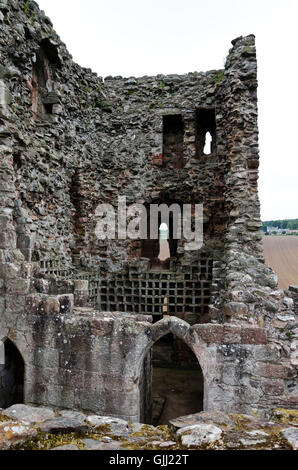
[121,424,179,450]
[228,413,253,430]
[215,70,225,83]
[10,431,86,450]
[271,408,298,425]
[83,420,112,434]
[0,414,10,423]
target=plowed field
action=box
[263,236,298,289]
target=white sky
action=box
[36,0,298,221]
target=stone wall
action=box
[0,1,290,316]
[1,305,296,420]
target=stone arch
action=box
[0,335,26,408]
[137,317,208,377]
[136,317,211,423]
[0,329,28,365]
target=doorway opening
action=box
[0,339,25,408]
[151,334,203,425]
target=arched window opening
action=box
[158,223,170,261]
[0,339,25,408]
[141,205,180,271]
[31,39,61,118]
[203,131,212,155]
[196,107,216,156]
[147,334,203,425]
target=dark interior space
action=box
[163,115,184,169]
[0,339,25,409]
[33,49,48,89]
[43,102,54,114]
[151,334,203,425]
[70,169,85,266]
[141,206,179,270]
[196,107,216,156]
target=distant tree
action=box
[262,218,298,231]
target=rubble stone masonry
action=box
[0,0,296,421]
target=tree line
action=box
[262,219,298,232]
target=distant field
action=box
[263,236,298,289]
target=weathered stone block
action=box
[83,371,106,391]
[241,327,267,345]
[6,278,30,295]
[90,318,113,336]
[74,280,88,291]
[25,381,48,405]
[194,324,223,344]
[251,344,281,362]
[256,363,296,379]
[2,404,55,424]
[17,234,35,250]
[32,279,49,293]
[80,389,106,414]
[223,302,248,316]
[57,367,85,389]
[58,294,74,314]
[223,325,242,344]
[74,284,89,307]
[260,378,285,396]
[177,423,222,447]
[0,296,4,315]
[21,262,39,279]
[0,262,21,278]
[59,350,92,370]
[0,231,16,249]
[222,363,241,386]
[47,385,75,409]
[5,294,25,314]
[44,296,61,315]
[32,347,59,369]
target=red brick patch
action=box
[194,324,224,344]
[223,325,241,344]
[261,378,285,396]
[90,318,113,337]
[241,327,267,345]
[151,153,163,166]
[257,363,296,379]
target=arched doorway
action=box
[151,334,204,425]
[0,339,25,408]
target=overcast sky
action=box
[36,0,298,221]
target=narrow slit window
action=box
[158,223,170,261]
[196,108,216,156]
[163,115,184,169]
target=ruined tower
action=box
[0,0,296,422]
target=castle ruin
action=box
[0,0,297,424]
